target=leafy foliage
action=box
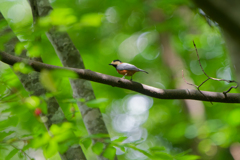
[0,0,239,160]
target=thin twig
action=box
[182,70,198,88]
[9,144,32,160]
[182,70,213,104]
[189,41,238,94]
[193,41,210,78]
[198,78,210,89]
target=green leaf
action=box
[50,124,61,135]
[0,131,14,141]
[228,109,240,126]
[61,98,85,103]
[43,140,58,158]
[6,148,18,160]
[13,62,33,74]
[113,136,128,143]
[50,8,77,26]
[81,138,92,149]
[152,152,173,160]
[103,146,116,160]
[86,98,108,108]
[80,13,103,27]
[174,149,191,157]
[132,138,145,145]
[51,69,78,79]
[18,152,24,159]
[114,144,125,152]
[54,130,75,143]
[25,96,40,109]
[50,123,75,143]
[40,70,57,92]
[149,146,166,153]
[92,142,104,155]
[27,43,42,57]
[176,155,200,160]
[0,144,8,150]
[0,116,18,130]
[22,143,31,151]
[57,137,79,154]
[32,132,51,148]
[15,42,25,55]
[87,133,109,139]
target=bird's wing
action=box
[116,63,141,71]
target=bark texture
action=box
[31,1,112,160]
[0,13,86,160]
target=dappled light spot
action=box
[205,49,223,59]
[128,11,142,27]
[113,114,136,132]
[105,7,118,23]
[118,34,139,61]
[126,147,148,160]
[190,59,207,75]
[217,66,232,82]
[7,4,26,23]
[185,125,198,139]
[211,132,226,145]
[127,95,153,115]
[137,31,160,60]
[126,144,148,160]
[228,109,240,126]
[137,32,149,52]
[155,82,166,89]
[198,139,217,156]
[126,128,148,143]
[111,95,151,135]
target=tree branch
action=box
[193,0,240,42]
[193,0,240,85]
[0,51,239,103]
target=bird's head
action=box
[109,60,122,68]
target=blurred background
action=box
[0,0,239,160]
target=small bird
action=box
[109,60,148,81]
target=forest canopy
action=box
[0,0,239,160]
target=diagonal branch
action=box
[0,51,240,103]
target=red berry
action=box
[34,108,42,116]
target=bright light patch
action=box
[127,95,153,115]
[118,34,139,61]
[7,4,26,23]
[137,31,159,60]
[137,32,157,52]
[137,32,149,52]
[106,7,118,23]
[190,60,207,75]
[217,67,231,82]
[185,125,198,139]
[113,114,136,132]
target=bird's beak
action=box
[109,64,113,65]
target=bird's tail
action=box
[139,69,148,74]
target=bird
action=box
[109,60,148,81]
